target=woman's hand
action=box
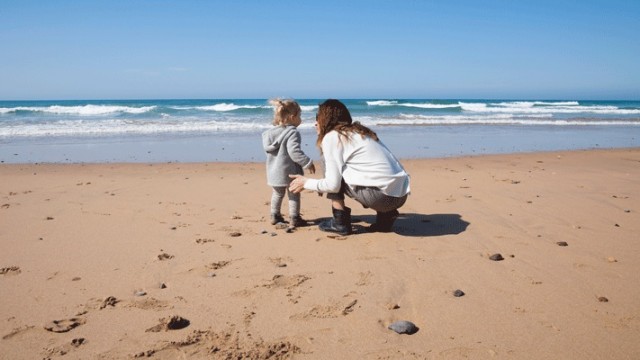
[288,174,308,193]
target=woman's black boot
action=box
[319,207,352,235]
[368,209,399,233]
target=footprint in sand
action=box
[145,315,190,332]
[2,326,36,340]
[356,271,373,286]
[125,297,171,311]
[269,256,292,268]
[133,329,300,359]
[188,260,233,278]
[99,296,119,309]
[0,266,21,275]
[207,260,231,270]
[263,274,310,290]
[44,317,86,333]
[291,298,358,319]
[43,337,87,358]
[158,253,174,261]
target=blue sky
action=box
[1,0,639,100]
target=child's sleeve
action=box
[286,131,313,168]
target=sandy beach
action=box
[1,148,639,359]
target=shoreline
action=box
[1,145,639,166]
[2,123,640,164]
[2,148,639,359]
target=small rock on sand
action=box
[489,253,504,261]
[388,320,419,335]
[598,296,609,302]
[556,241,569,247]
[453,289,465,297]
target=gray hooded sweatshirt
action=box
[262,125,312,187]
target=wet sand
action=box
[1,148,639,359]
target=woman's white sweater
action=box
[304,131,410,197]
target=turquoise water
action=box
[1,99,639,163]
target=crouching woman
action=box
[289,99,410,235]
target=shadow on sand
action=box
[348,213,470,237]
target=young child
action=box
[262,98,315,226]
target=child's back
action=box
[262,99,315,226]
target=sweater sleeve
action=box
[286,130,312,168]
[304,132,344,193]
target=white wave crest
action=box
[367,100,398,106]
[491,101,580,108]
[366,100,460,109]
[300,105,318,112]
[196,103,267,112]
[459,102,639,115]
[399,103,461,109]
[366,113,640,126]
[0,105,156,115]
[0,119,272,138]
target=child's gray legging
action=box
[271,186,300,217]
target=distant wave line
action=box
[0,102,318,115]
[3,113,639,138]
[0,119,272,137]
[366,100,640,114]
[0,105,157,115]
[459,102,640,114]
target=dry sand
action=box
[1,148,639,359]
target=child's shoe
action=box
[290,215,309,227]
[270,213,286,225]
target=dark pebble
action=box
[453,289,465,297]
[166,316,190,330]
[557,241,569,247]
[160,283,167,289]
[388,320,419,335]
[489,253,504,261]
[598,296,609,302]
[71,338,86,347]
[229,232,242,237]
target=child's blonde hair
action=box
[269,98,301,126]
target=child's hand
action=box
[307,163,316,174]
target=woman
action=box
[289,99,410,235]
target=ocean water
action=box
[1,99,639,163]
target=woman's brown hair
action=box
[315,99,378,148]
